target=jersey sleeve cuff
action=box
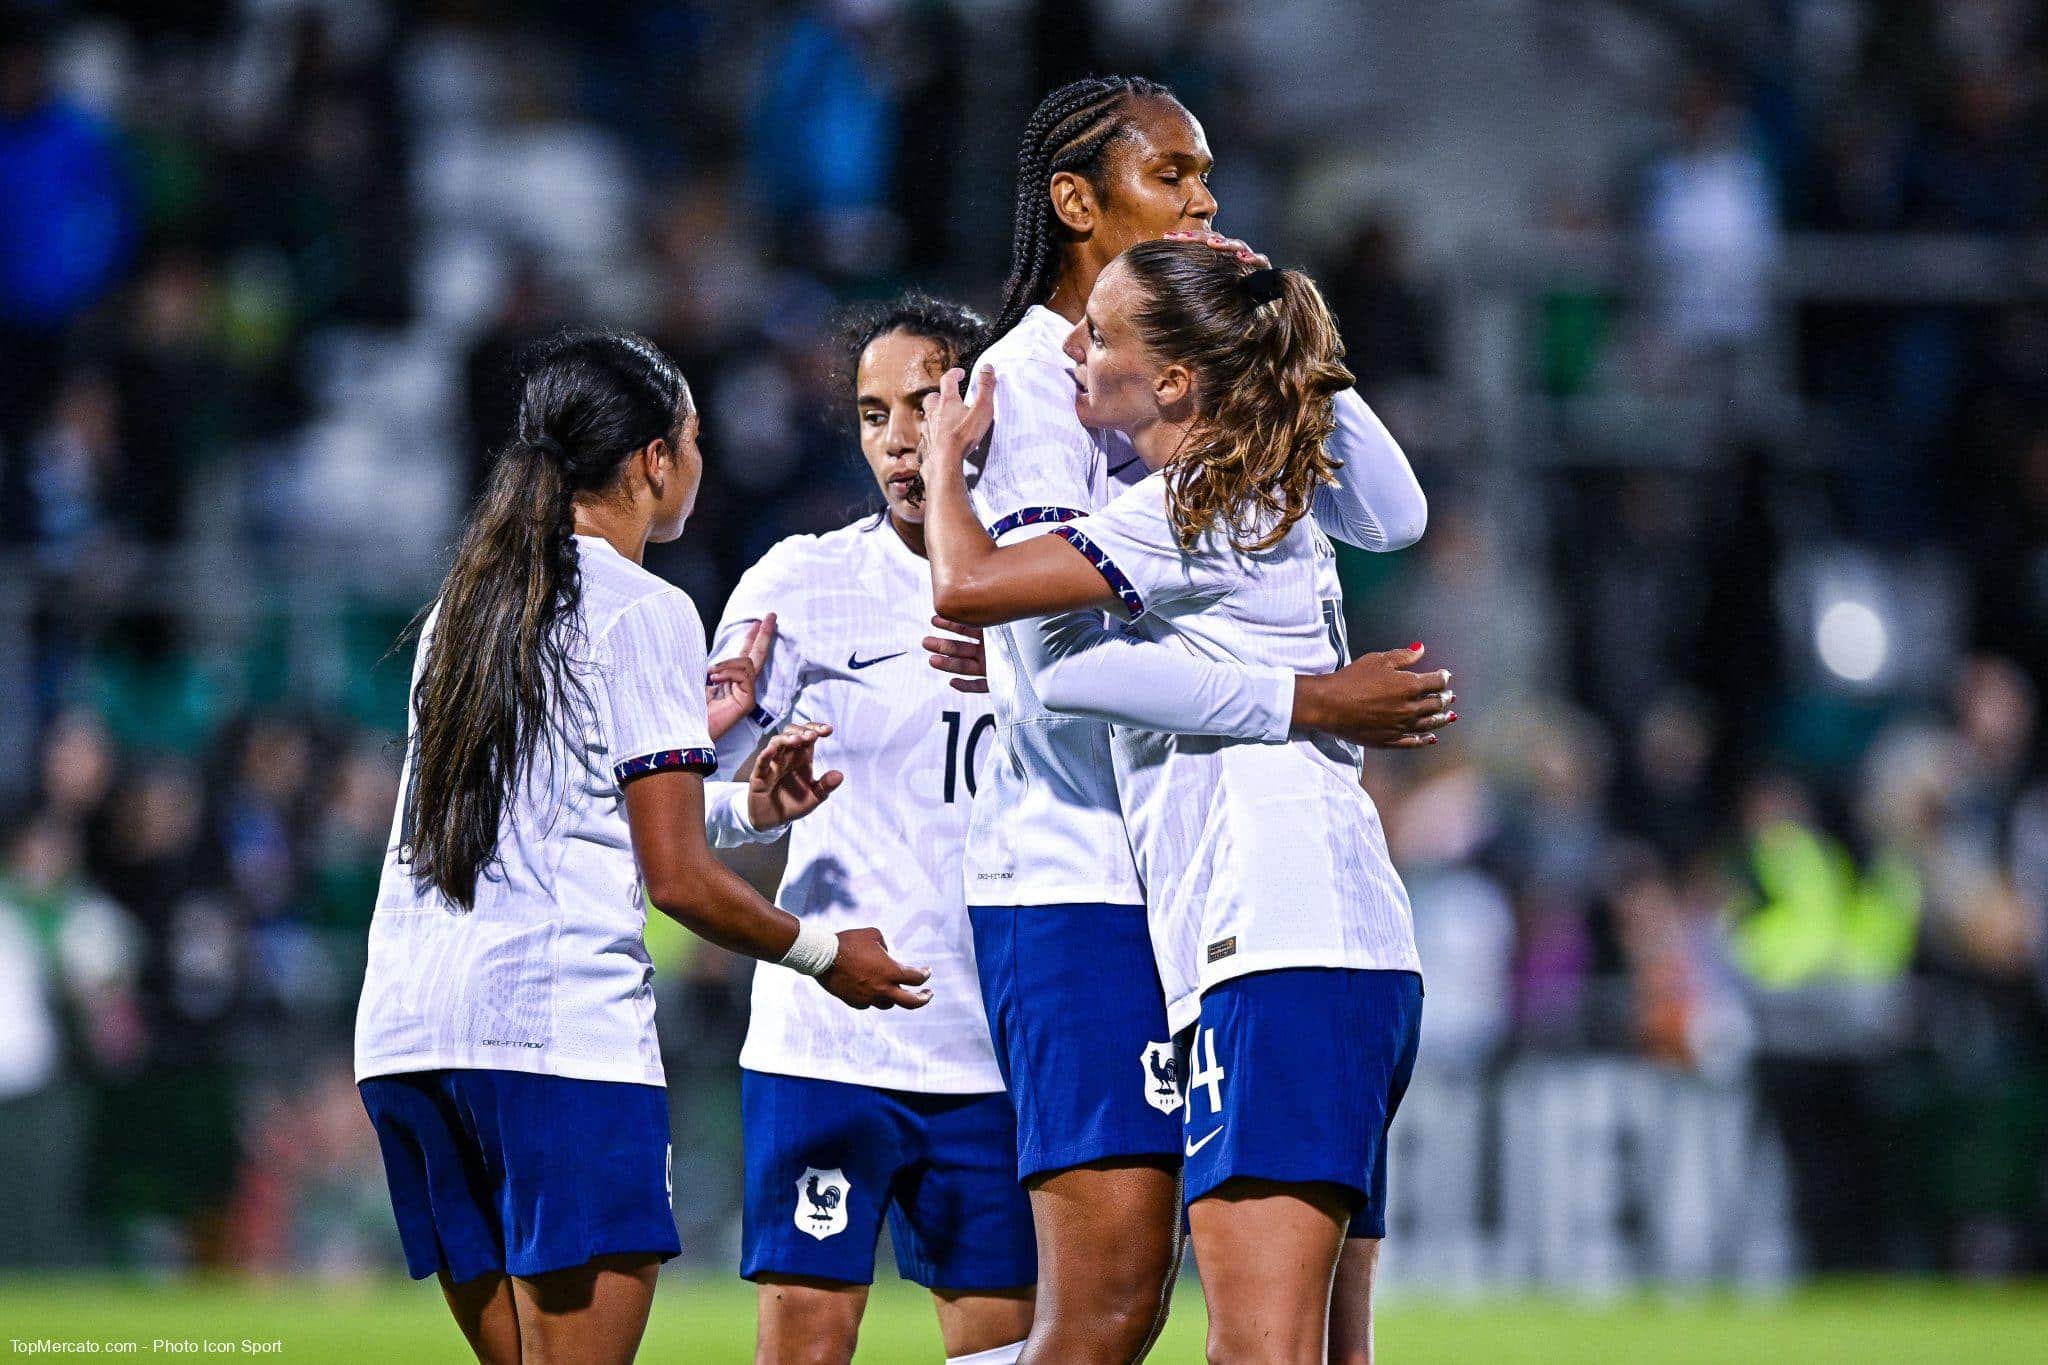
[1247,665,1295,743]
[704,779,785,847]
[1049,525,1146,619]
[614,747,718,785]
[987,505,1086,542]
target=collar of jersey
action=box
[864,515,928,576]
[571,532,626,563]
[1021,304,1076,357]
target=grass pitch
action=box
[2,1275,2043,1362]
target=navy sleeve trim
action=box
[1049,526,1146,620]
[987,505,1087,540]
[748,704,778,730]
[613,748,718,784]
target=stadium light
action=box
[1814,599,1888,683]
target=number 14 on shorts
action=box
[1183,1027,1227,1157]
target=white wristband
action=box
[778,920,839,977]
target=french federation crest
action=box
[795,1167,850,1240]
[1140,1041,1181,1115]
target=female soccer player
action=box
[924,241,1425,1365]
[954,75,1447,1365]
[353,330,930,1365]
[706,296,1035,1365]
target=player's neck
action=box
[572,503,650,565]
[888,512,927,558]
[1044,262,1100,324]
[1131,414,1194,475]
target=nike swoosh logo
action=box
[847,650,907,670]
[1185,1127,1224,1158]
[1108,456,1141,478]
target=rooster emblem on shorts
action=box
[1140,1041,1182,1115]
[795,1167,850,1240]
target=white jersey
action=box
[355,535,719,1088]
[965,305,1149,906]
[1057,473,1423,1034]
[712,517,1004,1093]
[962,307,1428,913]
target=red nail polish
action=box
[1427,735,1439,744]
[1409,641,1423,652]
[1447,712,1458,722]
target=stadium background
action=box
[2,0,2045,1358]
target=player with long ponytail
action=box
[941,77,1449,1365]
[937,77,1458,1365]
[354,329,930,1365]
[924,238,1428,1365]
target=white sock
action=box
[946,1341,1025,1365]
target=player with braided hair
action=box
[944,78,1450,1365]
[984,74,1176,351]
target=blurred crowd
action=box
[1,0,2045,1280]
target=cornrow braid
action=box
[985,74,1175,350]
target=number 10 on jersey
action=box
[940,710,994,804]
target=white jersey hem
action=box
[738,1057,1008,1097]
[964,884,1147,910]
[355,1050,666,1089]
[1168,950,1427,1035]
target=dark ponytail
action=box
[986,74,1176,351]
[403,329,689,907]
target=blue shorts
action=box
[740,1071,1037,1290]
[969,902,1183,1180]
[358,1069,681,1283]
[1177,968,1422,1239]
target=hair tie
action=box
[526,433,568,464]
[1241,267,1284,306]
